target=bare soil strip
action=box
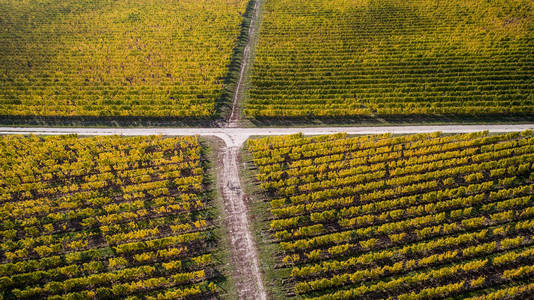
[227,0,261,128]
[218,146,267,299]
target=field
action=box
[0,0,248,118]
[0,135,222,299]
[244,0,534,118]
[246,131,534,299]
[1,0,533,297]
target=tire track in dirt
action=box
[227,0,261,128]
[217,143,267,299]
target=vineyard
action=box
[0,135,223,299]
[2,0,534,297]
[0,0,248,118]
[245,0,534,118]
[246,131,534,299]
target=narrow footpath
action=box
[227,0,261,128]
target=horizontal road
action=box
[1,124,534,147]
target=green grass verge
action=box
[239,143,291,299]
[201,137,238,300]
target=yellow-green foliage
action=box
[246,0,534,117]
[248,131,534,299]
[0,135,219,298]
[0,0,248,117]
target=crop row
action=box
[247,131,534,298]
[246,0,534,118]
[0,135,221,299]
[0,0,248,118]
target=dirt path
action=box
[227,0,261,128]
[218,146,267,300]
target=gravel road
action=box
[2,124,534,147]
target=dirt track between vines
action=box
[227,0,260,128]
[217,146,267,300]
